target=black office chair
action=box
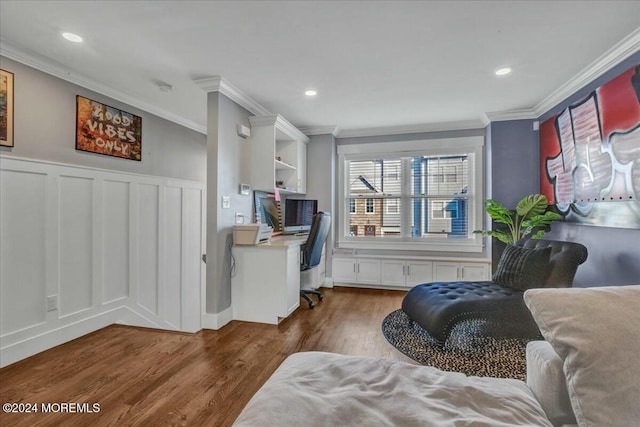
[300,211,331,308]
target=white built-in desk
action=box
[231,235,306,325]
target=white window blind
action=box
[337,137,484,252]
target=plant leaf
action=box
[530,230,547,239]
[484,199,515,225]
[516,194,548,219]
[522,211,563,228]
[474,229,513,244]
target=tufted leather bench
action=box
[402,239,588,346]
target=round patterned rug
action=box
[381,309,534,380]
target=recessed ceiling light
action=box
[62,32,83,43]
[495,67,512,76]
[305,89,317,97]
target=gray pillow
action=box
[524,285,640,427]
[493,245,552,290]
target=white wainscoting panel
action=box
[103,180,130,303]
[164,186,183,330]
[59,176,94,317]
[183,187,203,332]
[137,183,160,316]
[0,169,47,335]
[0,156,205,367]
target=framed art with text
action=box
[0,69,14,147]
[76,95,142,160]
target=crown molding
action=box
[336,119,486,139]
[194,76,270,117]
[298,125,340,137]
[533,27,640,117]
[0,41,207,134]
[248,114,309,142]
[484,109,537,123]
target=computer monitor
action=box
[283,199,318,234]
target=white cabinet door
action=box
[356,259,380,285]
[433,262,460,282]
[381,260,406,287]
[434,262,490,282]
[406,261,433,286]
[332,258,357,283]
[461,263,490,281]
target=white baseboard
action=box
[321,277,334,288]
[201,306,233,330]
[0,307,127,368]
[117,306,167,330]
[332,282,411,292]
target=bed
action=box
[232,351,552,427]
[233,285,640,427]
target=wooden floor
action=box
[0,287,410,427]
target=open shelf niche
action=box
[249,114,309,194]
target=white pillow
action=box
[526,341,576,427]
[524,285,640,427]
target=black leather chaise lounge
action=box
[401,239,588,346]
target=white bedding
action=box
[233,352,552,427]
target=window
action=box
[349,198,356,213]
[337,137,484,252]
[386,199,399,214]
[365,199,374,213]
[350,225,358,236]
[432,201,448,219]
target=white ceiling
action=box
[1,1,639,136]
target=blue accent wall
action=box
[488,119,539,208]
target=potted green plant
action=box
[474,194,562,244]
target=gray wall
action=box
[337,128,485,145]
[305,133,336,276]
[486,119,539,267]
[490,52,640,286]
[488,119,539,208]
[205,93,253,313]
[0,56,207,182]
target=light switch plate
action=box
[46,295,58,312]
[222,196,230,209]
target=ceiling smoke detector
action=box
[158,83,174,93]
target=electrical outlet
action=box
[222,196,230,209]
[235,212,244,224]
[46,295,58,312]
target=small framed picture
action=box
[0,69,14,147]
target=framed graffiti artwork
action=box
[76,95,142,161]
[540,64,640,229]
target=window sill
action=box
[337,238,484,253]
